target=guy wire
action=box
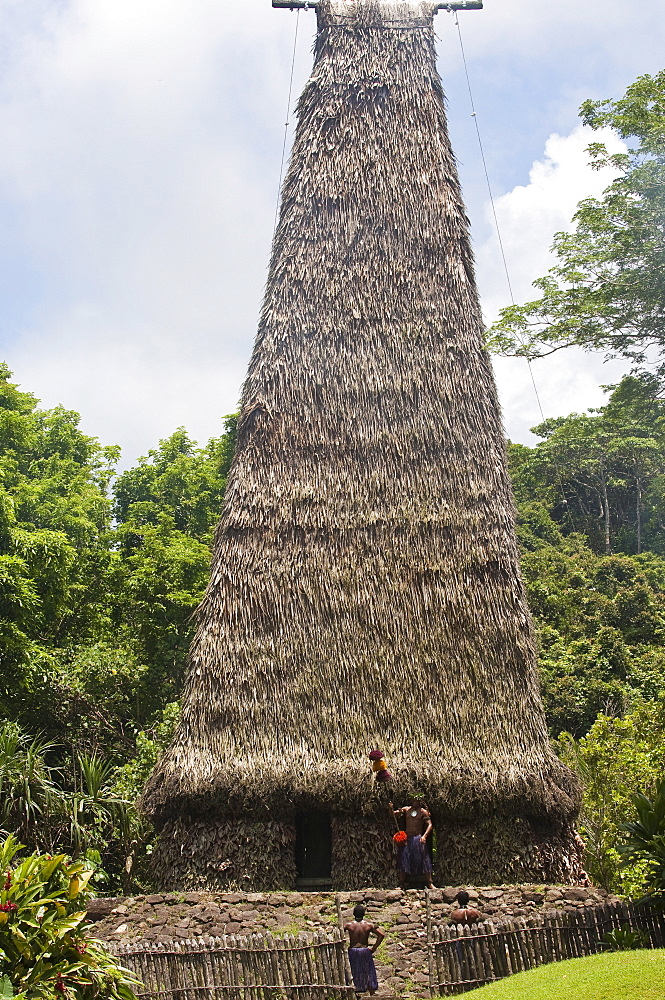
[274,9,302,237]
[453,11,547,423]
[453,13,575,530]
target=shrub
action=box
[619,777,665,900]
[601,923,649,951]
[0,836,138,999]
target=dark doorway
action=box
[295,810,332,890]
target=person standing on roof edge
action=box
[391,797,434,888]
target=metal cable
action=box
[452,14,578,529]
[453,11,547,424]
[273,10,302,237]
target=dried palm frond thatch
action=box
[142,0,581,888]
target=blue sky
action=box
[0,0,664,464]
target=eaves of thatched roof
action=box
[141,0,580,830]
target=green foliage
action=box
[0,726,61,851]
[487,71,665,385]
[510,377,665,556]
[0,364,238,889]
[515,380,665,890]
[0,364,119,737]
[110,703,180,804]
[110,421,237,717]
[600,923,650,951]
[0,836,139,1000]
[521,537,665,737]
[0,723,140,894]
[113,422,236,540]
[618,779,665,899]
[509,378,665,741]
[556,702,665,893]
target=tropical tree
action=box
[0,364,237,747]
[111,422,237,717]
[557,700,665,893]
[0,377,239,888]
[510,377,665,556]
[487,71,665,384]
[0,364,118,728]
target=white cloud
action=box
[477,125,626,320]
[475,126,630,443]
[0,0,662,463]
[0,0,317,460]
[437,0,664,79]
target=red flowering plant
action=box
[0,835,139,1000]
[392,831,407,845]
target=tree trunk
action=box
[601,475,611,554]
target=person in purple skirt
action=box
[344,904,384,995]
[391,797,434,888]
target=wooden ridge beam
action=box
[272,1,483,10]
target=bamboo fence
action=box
[109,930,354,1000]
[429,900,665,995]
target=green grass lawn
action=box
[463,949,665,999]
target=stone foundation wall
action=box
[90,885,617,998]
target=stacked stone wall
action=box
[90,885,618,998]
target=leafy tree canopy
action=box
[510,376,665,556]
[508,377,665,741]
[487,71,665,384]
[0,365,118,721]
[110,419,237,716]
[2,358,665,895]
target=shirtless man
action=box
[449,890,482,925]
[344,904,385,995]
[390,798,434,888]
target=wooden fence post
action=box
[426,888,436,997]
[335,893,353,987]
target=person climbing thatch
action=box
[141,0,583,891]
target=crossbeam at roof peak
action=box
[272,1,483,10]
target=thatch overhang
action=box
[142,0,580,864]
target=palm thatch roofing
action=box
[142,0,580,829]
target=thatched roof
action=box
[142,0,580,827]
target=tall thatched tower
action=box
[142,0,583,890]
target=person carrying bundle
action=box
[390,797,434,888]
